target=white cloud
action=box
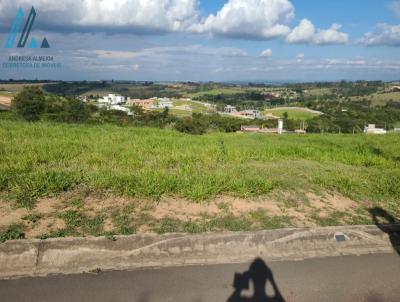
[296,53,305,59]
[286,19,349,45]
[359,24,400,46]
[0,0,200,33]
[190,0,295,39]
[285,19,315,43]
[0,0,350,45]
[313,24,349,45]
[390,1,400,17]
[260,48,272,57]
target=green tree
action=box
[62,98,89,123]
[11,86,45,121]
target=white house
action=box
[364,124,387,135]
[99,94,126,105]
[110,105,133,115]
[224,105,237,113]
[239,110,262,119]
[153,97,173,109]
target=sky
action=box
[0,0,400,82]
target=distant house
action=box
[98,94,125,105]
[364,124,387,134]
[153,97,173,109]
[127,99,154,110]
[239,110,261,119]
[224,105,237,113]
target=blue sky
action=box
[0,0,400,82]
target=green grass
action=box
[0,91,15,97]
[304,88,333,97]
[161,211,291,234]
[0,120,399,214]
[0,224,25,243]
[263,107,322,120]
[349,92,400,106]
[153,108,192,117]
[111,205,136,235]
[185,88,247,98]
[0,83,45,94]
[172,100,208,113]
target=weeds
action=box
[111,205,136,235]
[0,224,25,243]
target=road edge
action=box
[0,225,398,279]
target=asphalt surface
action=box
[0,253,399,302]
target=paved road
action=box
[0,253,399,302]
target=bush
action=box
[44,97,90,123]
[11,86,45,121]
[0,224,25,243]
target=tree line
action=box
[7,86,400,135]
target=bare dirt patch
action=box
[25,217,65,238]
[328,194,358,211]
[0,96,12,108]
[214,196,284,216]
[83,196,134,212]
[35,198,58,214]
[0,201,28,227]
[151,197,220,220]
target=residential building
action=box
[364,124,387,134]
[153,97,174,109]
[239,110,261,119]
[224,105,237,113]
[98,94,126,105]
[127,99,154,110]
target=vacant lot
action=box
[263,107,323,120]
[0,120,399,240]
[0,96,12,110]
[349,91,400,106]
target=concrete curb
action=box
[0,225,398,279]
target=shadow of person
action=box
[369,207,400,255]
[227,258,285,302]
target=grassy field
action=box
[0,120,399,240]
[263,107,323,120]
[172,100,208,112]
[0,83,46,94]
[349,92,400,106]
[304,88,333,97]
[153,108,192,117]
[184,87,246,98]
[154,100,211,116]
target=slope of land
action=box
[263,107,323,120]
[0,120,399,240]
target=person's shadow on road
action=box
[369,207,400,255]
[227,258,285,302]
